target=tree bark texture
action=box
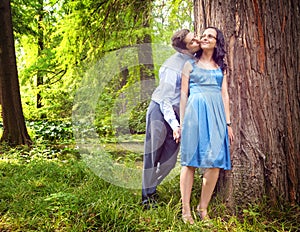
[194,0,300,208]
[0,0,32,146]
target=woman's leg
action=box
[197,168,220,218]
[180,166,196,224]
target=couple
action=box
[141,27,234,224]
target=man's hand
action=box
[173,127,181,143]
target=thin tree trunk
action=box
[0,0,32,146]
[194,0,300,208]
[37,0,44,108]
[137,1,155,102]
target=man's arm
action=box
[159,68,181,131]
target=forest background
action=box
[0,0,299,231]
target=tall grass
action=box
[0,144,299,231]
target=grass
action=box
[0,143,299,231]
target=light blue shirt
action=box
[151,52,195,130]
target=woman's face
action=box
[199,28,217,50]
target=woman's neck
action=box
[199,50,214,62]
[198,51,218,69]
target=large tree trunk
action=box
[194,0,300,208]
[0,0,32,146]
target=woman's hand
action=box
[227,126,234,144]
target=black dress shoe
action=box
[141,199,158,210]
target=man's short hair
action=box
[171,29,190,52]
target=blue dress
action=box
[180,59,231,170]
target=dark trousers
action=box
[142,101,179,201]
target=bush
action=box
[128,99,149,134]
[28,120,73,143]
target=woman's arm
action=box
[174,61,191,143]
[221,72,234,144]
[179,62,192,128]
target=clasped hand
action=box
[173,127,181,143]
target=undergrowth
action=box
[0,144,299,231]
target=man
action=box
[142,29,200,209]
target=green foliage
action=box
[11,0,39,37]
[28,120,73,143]
[12,0,194,137]
[152,0,194,44]
[14,0,75,121]
[12,0,192,119]
[3,3,298,229]
[129,99,150,134]
[94,88,117,137]
[94,62,149,137]
[0,144,299,231]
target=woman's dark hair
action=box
[171,29,190,52]
[196,26,227,71]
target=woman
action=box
[179,27,234,224]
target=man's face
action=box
[184,32,200,53]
